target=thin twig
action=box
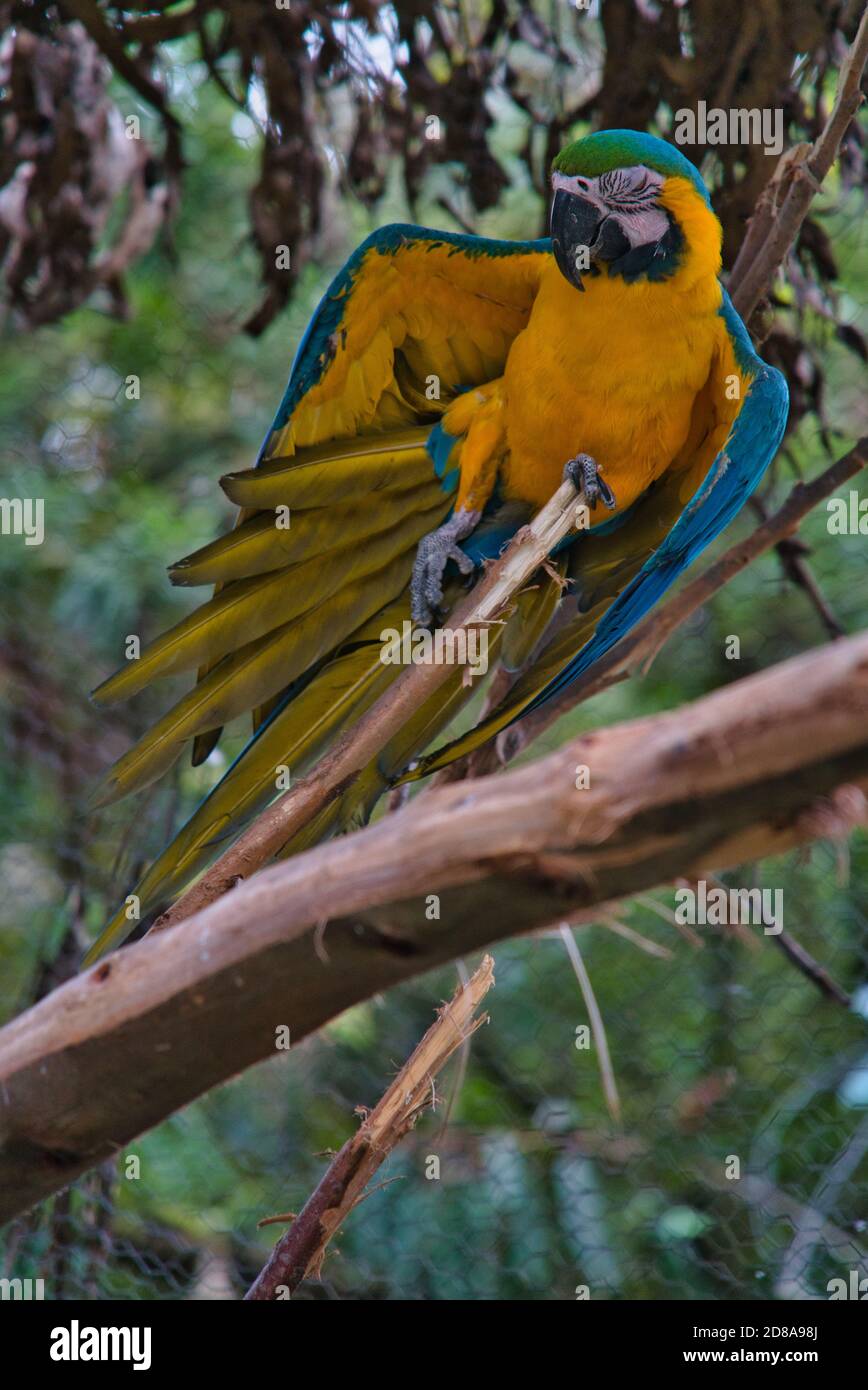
[244,955,495,1299]
[558,924,621,1124]
[598,915,673,960]
[435,960,473,1142]
[730,7,868,320]
[149,476,588,935]
[749,493,845,640]
[498,440,866,765]
[635,893,704,949]
[770,929,851,1009]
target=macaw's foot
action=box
[563,453,616,511]
[410,508,480,626]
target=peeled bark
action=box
[1,632,867,1221]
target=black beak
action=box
[551,189,600,291]
[550,189,631,290]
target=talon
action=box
[410,509,480,625]
[563,453,617,511]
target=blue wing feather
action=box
[257,231,787,730]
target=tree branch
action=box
[245,955,494,1299]
[2,631,868,1220]
[449,439,866,775]
[148,437,864,924]
[729,6,868,321]
[147,475,586,936]
[748,493,846,641]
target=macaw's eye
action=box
[599,166,660,209]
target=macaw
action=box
[85,130,788,964]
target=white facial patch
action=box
[551,170,609,208]
[551,165,671,250]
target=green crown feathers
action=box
[553,130,711,205]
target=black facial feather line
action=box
[598,168,657,211]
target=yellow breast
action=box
[502,176,726,514]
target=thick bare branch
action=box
[2,631,868,1221]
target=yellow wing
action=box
[92,225,550,803]
[86,226,554,961]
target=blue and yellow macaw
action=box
[85,130,788,963]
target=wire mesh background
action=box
[1,10,867,1302]
[2,896,868,1300]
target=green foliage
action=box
[1,67,866,1303]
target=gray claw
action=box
[411,509,480,625]
[563,453,616,510]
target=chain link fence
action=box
[1,7,867,1302]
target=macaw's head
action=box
[550,130,719,292]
